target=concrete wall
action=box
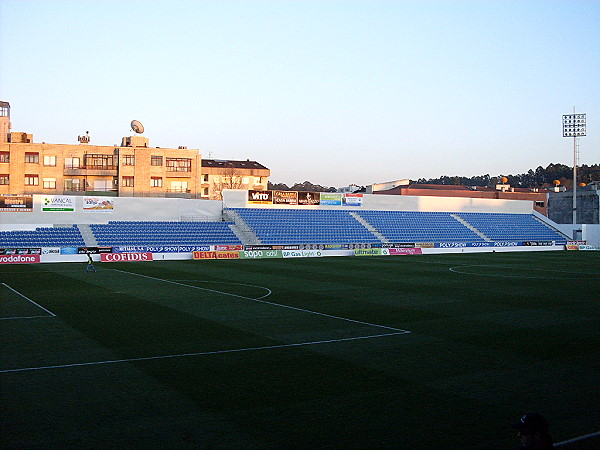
[553,223,600,245]
[548,190,600,224]
[0,195,223,230]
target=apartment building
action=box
[201,159,270,199]
[1,102,269,199]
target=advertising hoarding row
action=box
[248,190,363,207]
[0,196,115,213]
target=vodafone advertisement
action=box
[101,252,154,262]
[0,254,41,264]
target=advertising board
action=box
[389,248,423,255]
[239,249,283,259]
[42,196,75,212]
[342,193,363,206]
[0,196,33,212]
[0,254,40,264]
[101,252,153,262]
[273,190,298,205]
[298,192,320,205]
[83,197,114,213]
[282,249,323,258]
[354,248,385,256]
[320,193,342,206]
[193,251,240,260]
[248,190,273,204]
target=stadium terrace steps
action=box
[76,224,98,247]
[350,211,388,243]
[223,209,262,245]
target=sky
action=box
[1,0,599,187]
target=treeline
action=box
[268,163,600,191]
[415,163,600,189]
[268,180,337,192]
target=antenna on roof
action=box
[131,120,144,134]
[78,131,90,144]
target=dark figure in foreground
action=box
[511,413,553,450]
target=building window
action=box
[85,154,116,169]
[169,181,188,193]
[43,178,57,189]
[122,155,135,166]
[43,155,57,166]
[166,158,191,172]
[122,176,134,187]
[202,174,209,182]
[151,155,163,166]
[65,157,81,168]
[25,152,39,163]
[203,187,209,196]
[65,179,81,191]
[0,152,9,163]
[535,201,545,208]
[0,174,9,185]
[151,177,163,187]
[25,174,39,185]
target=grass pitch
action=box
[1,252,598,449]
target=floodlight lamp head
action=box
[131,120,144,134]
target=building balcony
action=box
[165,170,192,178]
[64,167,118,176]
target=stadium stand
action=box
[0,210,567,249]
[231,208,567,245]
[90,221,241,246]
[0,225,85,247]
[455,212,567,243]
[356,210,486,243]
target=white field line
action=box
[1,283,56,318]
[554,431,600,447]
[0,331,409,374]
[112,268,410,333]
[0,315,55,321]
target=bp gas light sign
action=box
[42,196,75,212]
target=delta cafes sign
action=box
[101,252,153,262]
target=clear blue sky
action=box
[1,0,598,187]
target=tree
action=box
[210,163,245,200]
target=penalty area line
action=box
[1,283,56,318]
[0,331,410,374]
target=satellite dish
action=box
[131,120,144,134]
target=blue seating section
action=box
[0,211,567,249]
[357,210,485,243]
[232,208,566,245]
[232,208,379,244]
[455,213,567,243]
[90,221,241,246]
[0,225,85,247]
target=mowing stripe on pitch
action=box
[0,331,409,374]
[112,268,410,333]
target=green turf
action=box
[1,252,598,448]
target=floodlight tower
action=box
[562,109,586,234]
